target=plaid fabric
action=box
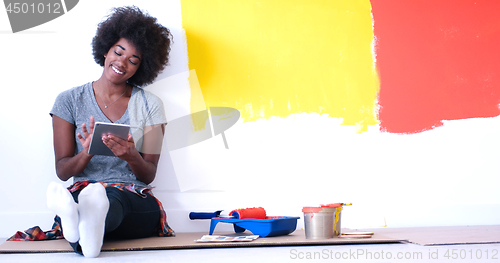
[8,180,175,241]
[8,216,64,241]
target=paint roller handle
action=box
[189,211,222,220]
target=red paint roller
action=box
[229,207,266,219]
[189,207,267,220]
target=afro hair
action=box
[92,6,173,87]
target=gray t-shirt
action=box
[50,82,167,188]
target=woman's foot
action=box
[46,182,80,243]
[77,183,109,258]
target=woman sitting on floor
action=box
[47,6,174,258]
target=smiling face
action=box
[103,38,142,85]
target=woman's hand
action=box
[102,133,136,160]
[102,124,164,185]
[76,116,95,156]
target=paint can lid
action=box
[302,206,336,213]
[302,203,345,213]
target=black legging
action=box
[69,186,160,254]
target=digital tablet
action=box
[88,122,131,156]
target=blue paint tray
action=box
[209,216,300,237]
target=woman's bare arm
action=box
[102,124,165,185]
[52,115,94,181]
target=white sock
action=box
[46,182,80,243]
[77,183,109,258]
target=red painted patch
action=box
[372,0,500,133]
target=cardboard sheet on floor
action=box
[365,225,500,246]
[0,230,404,253]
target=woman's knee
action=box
[104,188,126,233]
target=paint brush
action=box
[320,203,352,208]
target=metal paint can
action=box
[302,205,342,239]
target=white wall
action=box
[1,0,499,238]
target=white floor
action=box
[1,238,499,263]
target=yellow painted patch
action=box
[188,70,209,131]
[181,0,379,132]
